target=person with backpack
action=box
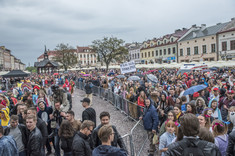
[165,113,221,156]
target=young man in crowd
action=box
[4,115,27,156]
[26,115,45,156]
[92,125,127,156]
[92,111,127,151]
[66,110,81,131]
[81,97,96,127]
[72,120,95,156]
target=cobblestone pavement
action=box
[72,88,157,156]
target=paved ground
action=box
[72,87,152,156]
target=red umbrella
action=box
[53,73,59,76]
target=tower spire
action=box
[44,45,48,59]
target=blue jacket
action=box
[208,99,222,121]
[92,145,127,156]
[143,104,159,131]
[0,136,18,156]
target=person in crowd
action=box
[137,91,147,118]
[4,115,27,156]
[84,80,93,105]
[227,106,235,155]
[180,96,188,113]
[92,111,127,151]
[92,125,127,156]
[175,97,182,106]
[221,90,235,121]
[196,97,206,115]
[81,98,96,127]
[159,110,177,137]
[65,110,81,131]
[186,101,197,115]
[173,104,183,121]
[212,119,228,156]
[0,107,10,129]
[198,127,214,143]
[26,115,45,156]
[140,98,159,156]
[165,113,220,156]
[208,99,222,120]
[159,120,176,156]
[210,87,220,101]
[0,125,18,155]
[126,87,138,120]
[198,114,211,130]
[69,79,75,97]
[72,120,94,156]
[59,120,75,156]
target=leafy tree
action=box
[92,37,128,72]
[26,66,37,73]
[53,43,78,71]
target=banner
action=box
[120,60,136,74]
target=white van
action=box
[177,63,208,75]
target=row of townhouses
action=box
[37,46,97,68]
[128,18,235,64]
[0,46,26,71]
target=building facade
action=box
[76,46,97,68]
[140,40,157,64]
[217,18,235,61]
[178,22,228,62]
[128,42,142,64]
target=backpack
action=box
[178,139,207,156]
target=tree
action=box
[26,66,37,73]
[53,43,78,71]
[92,37,128,72]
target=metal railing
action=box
[76,81,148,155]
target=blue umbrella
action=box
[107,72,115,76]
[147,74,158,84]
[183,85,207,95]
[116,75,125,79]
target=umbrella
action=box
[210,67,218,71]
[116,75,125,79]
[53,73,59,76]
[83,74,90,77]
[107,72,115,76]
[147,74,158,83]
[128,76,140,81]
[231,69,235,72]
[183,85,207,95]
[135,74,144,78]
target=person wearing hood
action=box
[0,107,10,129]
[208,99,222,121]
[92,125,127,156]
[196,97,206,115]
[37,99,53,155]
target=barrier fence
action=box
[76,81,148,156]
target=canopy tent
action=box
[2,70,29,78]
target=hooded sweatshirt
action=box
[37,100,53,124]
[0,107,10,128]
[208,99,222,121]
[92,145,127,156]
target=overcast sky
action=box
[0,0,234,66]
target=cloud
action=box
[0,0,234,66]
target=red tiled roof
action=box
[77,46,95,53]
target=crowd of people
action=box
[0,67,234,156]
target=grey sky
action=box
[0,0,234,66]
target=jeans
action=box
[19,150,26,156]
[64,152,72,156]
[54,129,60,156]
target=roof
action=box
[2,70,29,78]
[34,59,59,67]
[77,46,95,53]
[37,51,58,59]
[180,22,229,41]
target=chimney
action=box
[217,23,221,25]
[192,24,197,28]
[182,28,187,31]
[231,17,235,21]
[175,29,181,33]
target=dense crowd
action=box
[0,67,234,156]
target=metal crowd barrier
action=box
[76,81,148,155]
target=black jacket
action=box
[165,138,221,156]
[227,130,235,156]
[85,83,92,94]
[27,127,44,156]
[82,107,96,127]
[36,118,48,146]
[92,125,127,152]
[72,132,92,156]
[4,124,28,150]
[92,145,127,156]
[61,135,74,153]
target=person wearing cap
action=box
[221,90,235,121]
[81,98,96,127]
[193,92,200,100]
[209,88,220,102]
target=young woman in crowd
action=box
[212,119,228,156]
[175,97,182,106]
[186,102,197,115]
[159,120,176,156]
[137,91,147,118]
[195,97,206,115]
[203,107,215,123]
[208,99,222,121]
[173,104,183,121]
[198,114,211,130]
[159,110,177,137]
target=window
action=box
[152,51,154,57]
[135,53,136,59]
[230,40,235,50]
[194,46,198,55]
[164,49,166,55]
[148,52,150,57]
[84,61,86,64]
[168,48,171,55]
[164,40,166,44]
[138,53,139,58]
[195,40,197,43]
[203,39,205,41]
[202,45,207,53]
[145,52,147,58]
[156,50,158,56]
[142,53,143,58]
[222,42,227,51]
[158,42,160,45]
[160,50,162,55]
[84,54,86,58]
[212,37,214,39]
[210,58,214,61]
[173,47,176,54]
[180,49,183,56]
[171,38,173,42]
[91,61,93,63]
[211,44,216,52]
[132,54,134,59]
[80,54,82,58]
[187,48,190,55]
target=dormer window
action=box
[171,38,173,42]
[164,40,166,44]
